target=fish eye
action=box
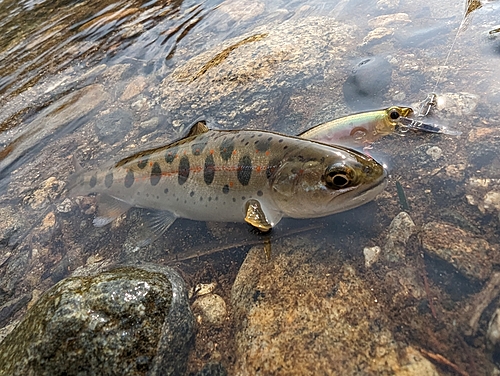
[389,108,400,120]
[324,164,353,189]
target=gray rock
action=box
[383,211,416,262]
[158,18,358,131]
[195,362,228,376]
[420,222,494,281]
[342,56,393,110]
[0,206,23,246]
[0,264,194,376]
[94,108,134,144]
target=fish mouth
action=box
[330,169,388,211]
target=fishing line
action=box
[419,0,481,116]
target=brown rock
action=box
[420,222,493,280]
[231,236,439,375]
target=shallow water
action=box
[1,0,500,374]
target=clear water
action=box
[1,0,500,373]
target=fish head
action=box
[269,144,387,218]
[374,106,414,135]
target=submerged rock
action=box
[0,264,194,375]
[420,222,494,281]
[231,237,439,375]
[343,56,393,110]
[383,211,417,262]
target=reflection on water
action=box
[1,0,500,374]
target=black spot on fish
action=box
[208,197,212,202]
[190,191,194,197]
[242,196,246,200]
[232,198,236,202]
[222,184,230,194]
[220,138,234,161]
[105,172,113,188]
[164,188,169,194]
[215,196,218,201]
[89,174,97,188]
[255,138,271,152]
[204,154,215,185]
[150,162,162,186]
[191,140,207,156]
[138,157,148,169]
[165,149,176,164]
[257,190,263,197]
[278,139,283,143]
[283,145,288,150]
[124,170,134,188]
[237,155,252,186]
[200,197,203,201]
[178,155,190,185]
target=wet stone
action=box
[231,237,439,375]
[195,361,228,376]
[192,293,227,326]
[420,222,494,281]
[0,206,23,245]
[488,308,500,366]
[383,211,416,262]
[342,56,393,110]
[0,264,195,376]
[94,108,134,144]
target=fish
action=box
[299,106,461,148]
[298,106,414,148]
[69,122,387,237]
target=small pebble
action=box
[192,293,227,326]
[363,246,381,268]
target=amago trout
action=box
[69,122,387,235]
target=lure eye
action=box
[324,164,354,189]
[389,109,401,120]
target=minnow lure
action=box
[69,122,387,235]
[299,106,461,148]
[298,106,414,147]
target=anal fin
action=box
[135,210,178,247]
[93,194,132,227]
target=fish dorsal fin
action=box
[115,121,210,168]
[93,194,132,227]
[186,120,209,137]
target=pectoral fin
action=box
[93,194,132,227]
[244,199,282,232]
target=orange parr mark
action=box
[210,149,214,155]
[229,181,234,188]
[265,151,270,156]
[232,150,237,155]
[256,166,261,173]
